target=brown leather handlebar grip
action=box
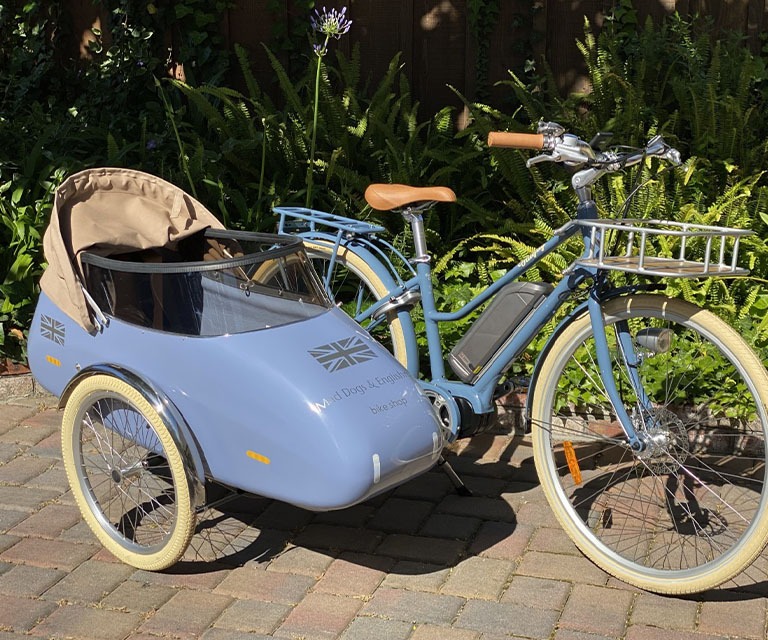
[487,131,545,150]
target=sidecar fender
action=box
[59,363,208,507]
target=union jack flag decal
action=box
[309,336,377,372]
[40,315,66,346]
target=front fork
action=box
[587,292,653,453]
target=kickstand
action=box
[438,455,473,496]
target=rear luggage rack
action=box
[275,207,385,237]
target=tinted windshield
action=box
[81,230,331,336]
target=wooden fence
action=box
[64,1,768,115]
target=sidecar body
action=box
[29,168,444,512]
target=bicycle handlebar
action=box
[487,131,546,150]
[487,124,682,190]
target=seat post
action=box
[402,208,430,263]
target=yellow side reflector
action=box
[563,441,582,485]
[46,355,62,367]
[246,450,271,465]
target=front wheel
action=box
[531,295,768,594]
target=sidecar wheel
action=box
[61,375,196,570]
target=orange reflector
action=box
[46,355,61,367]
[246,450,270,465]
[563,441,582,485]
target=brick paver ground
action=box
[1,375,767,639]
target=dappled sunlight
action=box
[420,0,460,31]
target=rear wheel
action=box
[303,240,414,368]
[62,375,196,570]
[531,295,768,593]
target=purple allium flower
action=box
[310,6,352,39]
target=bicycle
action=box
[275,121,768,594]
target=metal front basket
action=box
[573,219,753,278]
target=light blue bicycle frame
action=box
[276,198,650,448]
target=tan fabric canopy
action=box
[40,167,225,332]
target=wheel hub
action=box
[634,407,690,471]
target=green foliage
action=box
[4,0,768,386]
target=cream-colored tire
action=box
[530,295,768,593]
[304,240,411,368]
[62,375,196,570]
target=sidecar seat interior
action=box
[80,230,244,334]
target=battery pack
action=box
[448,281,552,382]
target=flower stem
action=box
[306,35,329,209]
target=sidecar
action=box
[28,168,443,569]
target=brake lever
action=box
[526,153,554,168]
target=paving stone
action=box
[516,550,610,585]
[624,627,729,640]
[380,561,451,593]
[456,598,559,638]
[410,625,481,640]
[340,616,413,640]
[138,589,232,638]
[528,525,581,556]
[441,556,514,600]
[469,520,535,561]
[100,579,177,613]
[200,630,273,640]
[461,475,509,498]
[0,534,19,554]
[697,597,767,639]
[361,587,464,625]
[419,513,480,540]
[25,465,67,491]
[0,564,65,598]
[30,604,143,640]
[292,524,381,554]
[215,565,315,604]
[0,456,52,484]
[313,552,393,597]
[0,410,59,445]
[0,404,38,434]
[274,592,362,639]
[438,494,517,522]
[267,544,334,577]
[553,630,622,640]
[0,595,56,633]
[0,442,22,464]
[630,591,698,631]
[558,584,634,637]
[393,471,453,502]
[132,564,230,591]
[58,519,98,544]
[8,504,82,539]
[0,509,27,533]
[0,486,62,512]
[41,559,134,604]
[0,537,98,571]
[376,533,465,565]
[368,498,434,534]
[212,599,291,635]
[515,500,561,527]
[253,501,313,530]
[27,432,63,460]
[501,575,571,610]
